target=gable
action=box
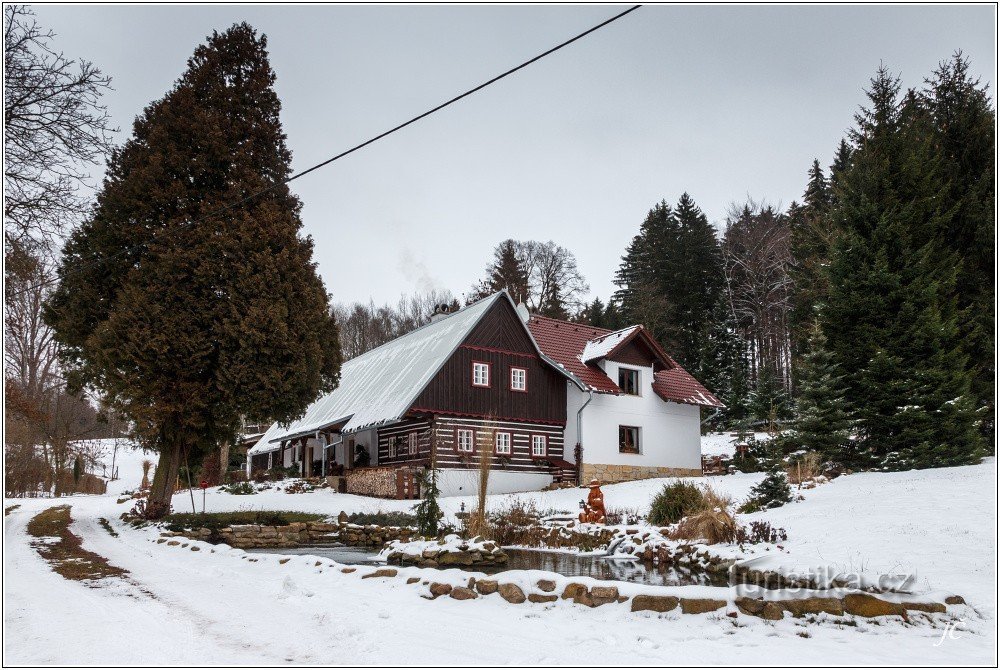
[608,337,658,368]
[462,297,538,354]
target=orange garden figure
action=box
[579,479,606,524]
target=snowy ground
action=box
[3,443,997,665]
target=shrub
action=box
[604,507,642,525]
[785,451,822,485]
[486,499,540,545]
[738,468,793,513]
[648,481,706,525]
[220,481,256,495]
[735,520,788,546]
[669,508,739,544]
[161,510,324,532]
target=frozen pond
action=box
[246,545,726,587]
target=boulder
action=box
[778,597,844,617]
[945,595,966,605]
[406,577,420,585]
[450,587,478,601]
[499,583,526,604]
[536,579,557,593]
[679,598,726,615]
[631,595,679,613]
[590,586,620,607]
[429,582,453,598]
[902,601,946,614]
[437,551,475,566]
[361,568,398,579]
[561,583,587,600]
[528,593,559,604]
[341,567,356,574]
[475,579,499,595]
[843,593,906,618]
[735,597,784,621]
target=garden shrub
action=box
[738,468,793,513]
[668,508,739,544]
[220,481,256,495]
[648,481,706,525]
[735,520,788,546]
[346,511,417,527]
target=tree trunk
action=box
[147,440,183,519]
[219,440,230,485]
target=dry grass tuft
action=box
[699,484,733,511]
[26,505,128,582]
[668,508,739,544]
[786,452,822,485]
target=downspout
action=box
[574,389,594,485]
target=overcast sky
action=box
[33,4,997,306]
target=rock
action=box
[429,582,453,598]
[166,540,179,546]
[437,551,475,566]
[536,579,557,593]
[406,577,420,584]
[631,595,679,613]
[156,538,167,544]
[590,586,620,607]
[843,593,906,618]
[467,577,477,590]
[902,601,946,614]
[945,595,965,605]
[361,568,398,579]
[561,583,587,600]
[528,593,558,603]
[450,587,478,600]
[421,548,440,559]
[190,546,200,552]
[337,511,348,525]
[499,583,526,604]
[341,567,356,574]
[475,579,499,595]
[278,558,290,565]
[679,598,727,615]
[778,597,844,617]
[735,597,784,621]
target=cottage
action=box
[247,291,721,497]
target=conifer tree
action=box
[822,66,983,469]
[469,238,530,304]
[45,24,341,517]
[783,321,852,462]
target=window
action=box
[387,436,397,458]
[472,361,490,387]
[408,432,418,455]
[510,367,527,392]
[618,367,640,395]
[456,428,474,452]
[619,426,640,454]
[531,434,547,457]
[495,432,512,455]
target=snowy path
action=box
[3,456,998,665]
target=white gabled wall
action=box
[436,469,553,497]
[565,359,702,470]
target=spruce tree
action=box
[469,238,530,304]
[699,295,750,427]
[45,24,341,517]
[784,321,852,462]
[822,66,983,469]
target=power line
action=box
[19,5,641,297]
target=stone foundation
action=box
[581,463,701,484]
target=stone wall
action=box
[166,521,415,549]
[581,463,701,484]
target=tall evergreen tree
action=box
[699,294,750,428]
[469,238,530,304]
[45,24,341,517]
[919,52,995,433]
[783,321,853,462]
[822,66,983,469]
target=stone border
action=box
[163,521,415,549]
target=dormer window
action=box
[618,367,640,395]
[472,361,490,387]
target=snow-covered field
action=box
[3,443,997,665]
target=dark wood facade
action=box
[410,298,567,425]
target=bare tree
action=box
[4,4,115,252]
[722,200,793,388]
[332,289,457,360]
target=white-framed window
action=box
[456,428,474,452]
[510,366,527,392]
[531,434,547,457]
[495,432,512,455]
[408,431,418,455]
[472,361,490,387]
[388,436,397,458]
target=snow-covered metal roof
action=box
[580,326,640,364]
[249,293,509,455]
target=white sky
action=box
[32,4,997,305]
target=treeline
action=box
[332,290,459,360]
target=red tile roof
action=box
[652,367,724,408]
[527,314,724,408]
[527,315,621,393]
